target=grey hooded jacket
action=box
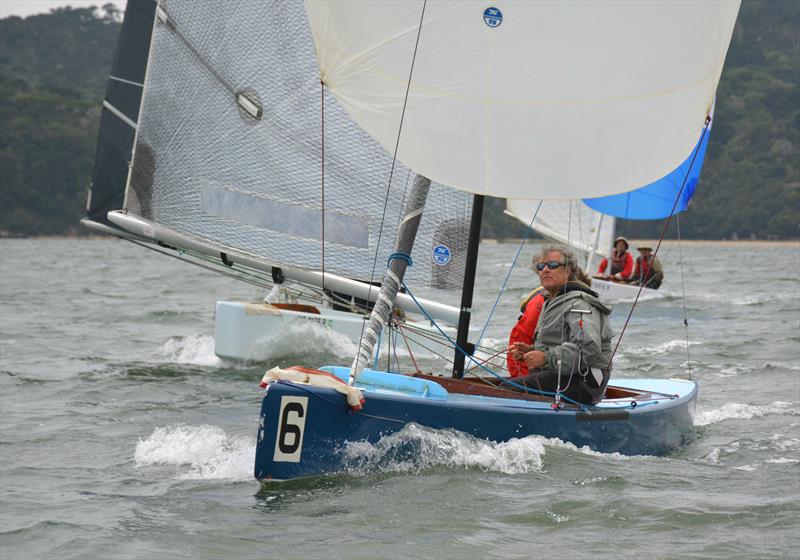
[533,281,615,387]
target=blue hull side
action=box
[254,377,697,481]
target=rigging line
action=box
[401,280,588,408]
[128,236,365,312]
[475,200,543,349]
[157,5,237,95]
[354,0,428,361]
[321,80,325,290]
[676,213,692,377]
[124,238,272,289]
[606,117,711,368]
[394,322,423,374]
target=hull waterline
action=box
[254,369,696,481]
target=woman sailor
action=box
[509,246,614,405]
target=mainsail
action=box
[84,0,156,231]
[119,0,472,292]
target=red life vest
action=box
[609,251,631,275]
[506,287,546,377]
[634,255,659,284]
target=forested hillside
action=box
[0,2,797,238]
[619,0,799,240]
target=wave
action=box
[619,339,700,357]
[695,401,799,426]
[158,334,223,367]
[248,320,358,362]
[134,425,254,481]
[698,433,800,468]
[339,423,642,476]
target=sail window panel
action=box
[201,186,368,249]
[127,0,472,289]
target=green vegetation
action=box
[0,2,797,238]
[619,0,799,240]
[0,5,121,235]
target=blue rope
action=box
[387,252,413,266]
[400,279,588,408]
[475,201,543,349]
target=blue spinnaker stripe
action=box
[583,125,711,220]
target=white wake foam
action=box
[249,320,358,362]
[134,425,254,481]
[340,424,639,475]
[158,334,222,367]
[695,401,799,426]
[622,339,700,357]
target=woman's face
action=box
[615,240,627,252]
[536,251,570,293]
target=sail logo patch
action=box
[483,7,502,28]
[432,244,452,266]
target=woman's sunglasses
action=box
[534,260,566,271]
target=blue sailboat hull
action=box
[254,369,696,481]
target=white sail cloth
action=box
[505,200,614,261]
[305,0,740,199]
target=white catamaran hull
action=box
[591,278,664,301]
[214,301,460,363]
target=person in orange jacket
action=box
[597,236,634,280]
[507,259,592,378]
[506,285,546,377]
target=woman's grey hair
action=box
[533,245,579,281]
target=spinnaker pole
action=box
[350,174,431,383]
[452,194,484,378]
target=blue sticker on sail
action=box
[483,7,502,28]
[432,244,452,266]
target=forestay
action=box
[305,0,740,199]
[125,0,472,290]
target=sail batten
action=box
[126,0,473,291]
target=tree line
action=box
[0,2,797,239]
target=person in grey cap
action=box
[628,245,664,289]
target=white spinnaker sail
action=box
[305,0,740,199]
[505,200,615,265]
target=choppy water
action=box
[1,238,798,559]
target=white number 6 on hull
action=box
[273,396,308,463]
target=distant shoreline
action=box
[485,238,800,248]
[3,235,799,248]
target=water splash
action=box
[248,320,358,361]
[339,424,641,476]
[341,424,547,474]
[158,334,222,367]
[695,401,799,426]
[134,425,254,481]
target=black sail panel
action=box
[86,0,156,226]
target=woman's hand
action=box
[523,350,546,370]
